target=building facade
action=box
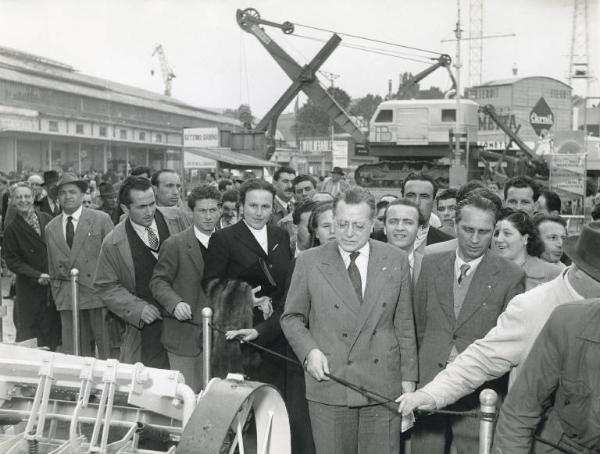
[0,46,238,176]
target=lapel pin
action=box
[272,243,279,251]
[382,266,387,271]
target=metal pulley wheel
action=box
[177,375,290,454]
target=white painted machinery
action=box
[0,343,291,454]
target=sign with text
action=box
[529,97,554,136]
[183,151,216,169]
[332,140,348,168]
[183,127,219,148]
[549,153,586,197]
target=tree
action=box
[295,86,352,138]
[349,94,383,122]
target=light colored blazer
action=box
[94,206,189,364]
[281,240,418,407]
[45,208,114,311]
[419,269,579,410]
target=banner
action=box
[549,153,586,198]
[332,140,348,168]
[183,127,219,148]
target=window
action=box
[75,123,84,134]
[374,109,393,123]
[139,132,146,141]
[155,133,163,143]
[441,109,456,122]
[48,120,58,132]
[119,129,127,139]
[99,126,107,137]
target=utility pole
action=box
[450,0,467,187]
[320,71,340,176]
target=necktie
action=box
[66,216,74,249]
[146,226,159,250]
[458,264,471,285]
[348,251,362,303]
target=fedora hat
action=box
[563,221,600,282]
[43,170,59,186]
[331,166,345,176]
[57,173,88,193]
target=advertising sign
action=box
[183,127,219,148]
[549,153,586,197]
[183,151,216,169]
[332,140,348,168]
[529,97,554,136]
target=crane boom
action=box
[152,44,176,96]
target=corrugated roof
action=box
[473,76,572,89]
[184,147,276,167]
[0,46,240,127]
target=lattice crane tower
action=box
[469,0,484,87]
[569,0,590,92]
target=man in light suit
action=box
[282,187,417,454]
[397,223,600,454]
[150,185,221,392]
[94,176,190,366]
[46,173,114,357]
[407,193,525,453]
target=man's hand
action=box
[401,381,416,394]
[251,286,273,319]
[225,328,259,342]
[37,273,50,286]
[306,349,330,382]
[173,302,192,321]
[141,305,162,325]
[395,390,436,416]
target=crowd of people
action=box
[1,165,599,454]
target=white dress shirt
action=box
[338,241,370,297]
[194,226,214,249]
[244,220,269,254]
[454,250,485,283]
[62,205,83,241]
[131,219,160,258]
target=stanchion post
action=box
[478,388,498,454]
[201,307,213,389]
[70,268,80,356]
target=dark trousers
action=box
[60,308,111,359]
[308,400,401,454]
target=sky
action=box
[0,0,598,117]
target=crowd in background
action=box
[1,164,599,454]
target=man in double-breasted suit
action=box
[204,179,292,391]
[94,176,190,366]
[46,173,114,357]
[409,193,525,453]
[150,186,221,392]
[282,187,417,454]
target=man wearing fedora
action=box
[39,170,61,217]
[397,222,600,432]
[322,167,350,198]
[45,173,114,357]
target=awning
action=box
[184,147,276,168]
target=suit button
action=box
[347,360,352,365]
[334,304,340,309]
[373,359,379,364]
[438,363,444,368]
[342,333,348,338]
[382,302,387,307]
[565,399,570,405]
[372,330,377,336]
[452,334,458,340]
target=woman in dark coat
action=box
[3,182,60,349]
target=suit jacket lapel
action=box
[235,222,268,258]
[435,252,457,325]
[185,228,204,274]
[455,253,498,330]
[316,243,361,317]
[17,213,45,247]
[48,214,70,257]
[69,210,91,262]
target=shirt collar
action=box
[63,205,83,222]
[564,266,585,301]
[194,225,214,243]
[455,249,485,277]
[131,218,157,237]
[275,195,291,211]
[338,241,370,261]
[243,219,267,234]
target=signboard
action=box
[332,140,348,168]
[529,97,554,136]
[183,151,216,169]
[549,153,586,198]
[183,127,219,148]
